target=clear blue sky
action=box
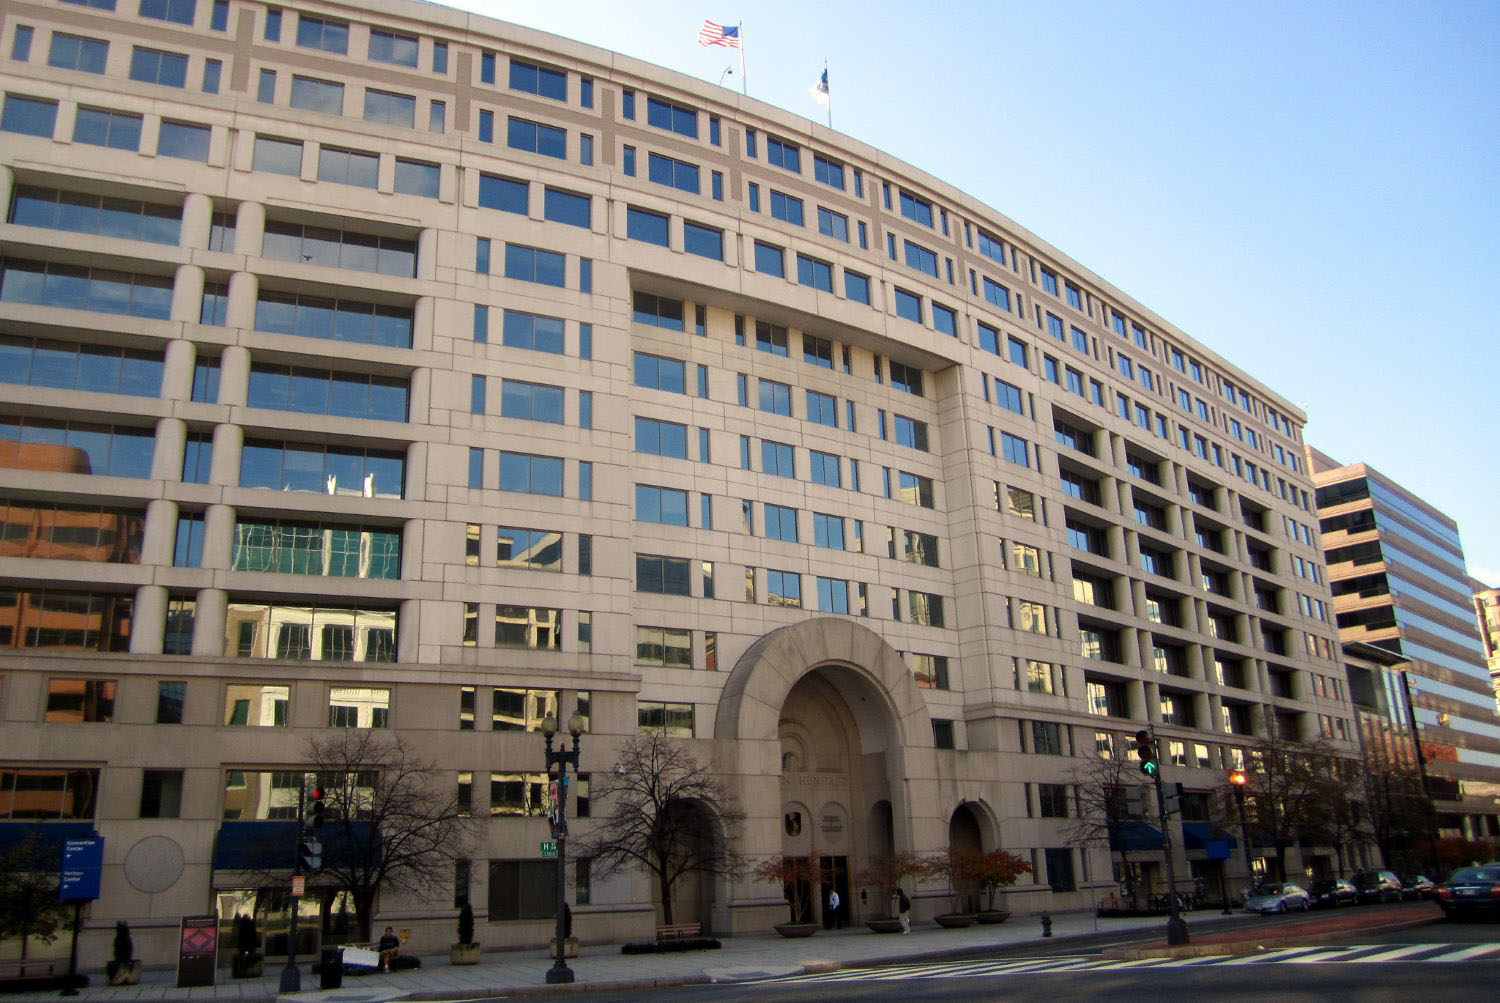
[458,0,1500,585]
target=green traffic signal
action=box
[1134,729,1159,776]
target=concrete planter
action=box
[976,910,1011,924]
[773,922,820,938]
[933,913,977,928]
[449,943,481,965]
[866,918,905,934]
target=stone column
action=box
[150,417,187,484]
[193,587,228,657]
[141,498,179,568]
[209,422,243,487]
[130,585,168,654]
[170,264,206,323]
[161,338,197,403]
[234,200,264,257]
[181,192,214,250]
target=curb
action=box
[1101,914,1444,961]
[397,975,714,999]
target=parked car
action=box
[1350,870,1403,904]
[1245,882,1312,914]
[1436,866,1500,920]
[1308,878,1359,908]
[1400,874,1436,900]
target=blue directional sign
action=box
[59,837,104,902]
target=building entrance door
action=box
[820,855,849,929]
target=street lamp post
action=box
[541,712,584,985]
[1229,770,1253,905]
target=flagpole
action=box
[738,22,746,95]
[824,59,832,129]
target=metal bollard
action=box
[1041,912,1052,937]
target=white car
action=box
[1244,882,1312,914]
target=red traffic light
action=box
[311,787,324,800]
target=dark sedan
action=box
[1350,869,1403,904]
[1400,874,1436,900]
[1308,878,1359,908]
[1436,866,1500,919]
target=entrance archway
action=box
[716,618,941,932]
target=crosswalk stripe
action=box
[1342,943,1451,963]
[1427,943,1500,962]
[1148,955,1235,967]
[1284,948,1374,964]
[1216,946,1334,965]
[751,942,1500,985]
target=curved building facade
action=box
[0,0,1359,966]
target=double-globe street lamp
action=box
[541,711,584,984]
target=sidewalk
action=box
[1105,900,1444,959]
[2,910,1264,1002]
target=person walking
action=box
[897,887,911,934]
[827,889,840,928]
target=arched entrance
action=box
[652,799,723,933]
[949,803,984,913]
[779,672,867,927]
[716,618,938,930]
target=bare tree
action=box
[575,733,745,925]
[0,831,68,960]
[1229,719,1340,882]
[307,731,474,941]
[1064,732,1151,907]
[1360,761,1435,872]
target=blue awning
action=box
[1182,821,1238,851]
[213,821,379,871]
[1109,820,1164,853]
[0,822,97,862]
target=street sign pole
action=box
[58,837,104,996]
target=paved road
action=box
[557,912,1498,1002]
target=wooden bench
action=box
[654,923,701,941]
[0,959,57,981]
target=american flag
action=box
[698,20,740,48]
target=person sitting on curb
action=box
[378,927,400,971]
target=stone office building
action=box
[0,0,1359,967]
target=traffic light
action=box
[1134,729,1159,777]
[1162,781,1185,815]
[310,786,326,830]
[299,835,322,872]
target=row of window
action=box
[20,8,1303,458]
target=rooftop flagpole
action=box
[825,59,831,129]
[739,22,746,95]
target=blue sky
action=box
[458,0,1500,585]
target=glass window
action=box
[627,206,669,246]
[510,59,567,101]
[74,108,143,151]
[296,14,348,54]
[497,452,564,496]
[544,188,591,228]
[364,89,416,127]
[683,221,723,260]
[478,174,528,214]
[48,33,108,74]
[503,244,565,287]
[140,0,196,25]
[129,46,189,88]
[369,29,419,67]
[754,241,785,277]
[648,152,700,194]
[507,116,566,158]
